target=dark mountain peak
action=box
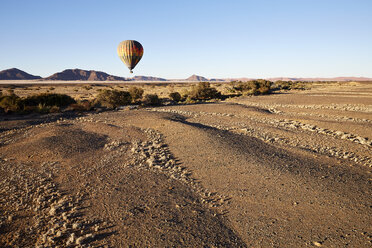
[0,68,42,80]
[44,69,128,81]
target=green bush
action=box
[34,103,56,114]
[20,93,76,108]
[231,80,272,95]
[96,89,131,108]
[128,86,144,103]
[274,80,309,91]
[188,82,221,100]
[143,94,161,106]
[275,80,292,90]
[0,94,21,113]
[169,92,181,102]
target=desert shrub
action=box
[35,103,52,114]
[128,86,144,103]
[0,94,21,113]
[275,80,292,90]
[188,82,221,100]
[274,80,309,91]
[231,80,272,95]
[291,81,308,90]
[142,94,161,106]
[96,89,131,108]
[49,105,60,113]
[67,100,94,112]
[169,92,181,102]
[21,93,75,108]
[7,89,15,95]
[49,87,55,91]
[83,85,93,90]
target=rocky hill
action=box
[186,75,209,81]
[132,76,167,81]
[44,69,128,81]
[0,68,42,80]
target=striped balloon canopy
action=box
[117,40,144,73]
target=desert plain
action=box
[0,81,371,247]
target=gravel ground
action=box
[0,83,371,247]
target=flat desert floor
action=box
[0,82,371,247]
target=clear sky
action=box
[1,0,371,79]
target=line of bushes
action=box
[273,80,310,90]
[0,85,161,114]
[0,93,76,114]
[0,80,285,115]
[228,80,272,95]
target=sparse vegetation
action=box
[7,89,15,95]
[274,80,312,91]
[67,100,94,112]
[82,85,93,90]
[0,80,323,115]
[0,93,21,113]
[169,92,181,102]
[21,93,76,108]
[187,82,221,101]
[128,86,144,103]
[143,94,161,106]
[96,89,131,108]
[0,93,75,114]
[230,80,272,95]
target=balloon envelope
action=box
[117,40,144,73]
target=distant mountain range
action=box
[1,68,371,82]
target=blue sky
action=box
[1,0,371,78]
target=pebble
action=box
[313,241,323,247]
[72,222,82,229]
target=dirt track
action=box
[1,83,371,247]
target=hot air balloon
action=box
[117,40,144,73]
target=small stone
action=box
[85,233,94,239]
[66,233,75,245]
[62,212,68,220]
[76,236,85,245]
[63,223,68,229]
[49,206,57,216]
[313,241,323,247]
[72,222,82,229]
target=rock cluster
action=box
[129,128,228,208]
[149,108,372,167]
[0,159,101,247]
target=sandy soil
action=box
[0,83,371,247]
